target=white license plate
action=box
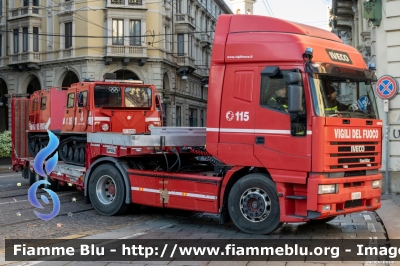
[351,192,361,200]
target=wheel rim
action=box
[95,175,117,205]
[240,187,271,222]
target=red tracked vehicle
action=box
[12,15,383,235]
[13,75,163,173]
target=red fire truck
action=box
[12,14,382,234]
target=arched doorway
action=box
[26,76,41,96]
[114,70,140,80]
[0,79,8,131]
[62,71,80,88]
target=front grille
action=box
[326,140,381,171]
[344,171,366,177]
[344,199,362,208]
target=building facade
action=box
[330,0,400,192]
[0,0,232,131]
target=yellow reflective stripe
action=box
[325,106,338,111]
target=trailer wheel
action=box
[29,170,39,186]
[44,177,59,191]
[228,173,282,234]
[89,164,129,216]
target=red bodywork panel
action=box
[128,169,221,213]
[28,88,66,132]
[11,98,30,171]
[61,82,160,134]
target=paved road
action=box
[0,171,390,266]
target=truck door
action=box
[217,66,258,166]
[63,90,76,131]
[254,67,311,172]
[75,90,88,132]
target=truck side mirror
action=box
[287,72,302,84]
[287,85,303,113]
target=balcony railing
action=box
[175,14,195,26]
[107,45,147,57]
[10,5,41,18]
[9,52,41,63]
[176,55,195,68]
[107,0,144,7]
[195,67,209,77]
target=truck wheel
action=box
[307,217,336,224]
[43,177,59,191]
[88,164,129,216]
[228,173,282,234]
[29,170,39,186]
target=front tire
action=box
[89,164,129,216]
[228,173,282,234]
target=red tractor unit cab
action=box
[12,15,382,235]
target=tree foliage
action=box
[0,131,12,158]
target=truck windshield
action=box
[309,74,379,119]
[125,87,152,107]
[94,85,122,108]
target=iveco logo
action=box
[326,49,353,65]
[351,146,365,152]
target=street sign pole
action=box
[376,75,399,195]
[384,99,389,194]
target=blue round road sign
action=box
[376,75,399,99]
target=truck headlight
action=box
[372,180,381,189]
[318,184,338,194]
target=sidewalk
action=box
[376,193,400,239]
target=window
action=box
[23,0,28,6]
[32,98,38,111]
[164,27,168,51]
[40,97,46,110]
[112,19,124,45]
[33,0,39,6]
[260,69,289,112]
[125,87,152,108]
[67,93,75,108]
[0,35,2,57]
[77,91,88,107]
[177,0,182,13]
[177,34,184,56]
[33,27,39,52]
[200,110,204,126]
[189,108,197,126]
[194,11,197,26]
[13,29,19,54]
[65,22,72,48]
[23,27,28,52]
[189,36,193,57]
[260,68,307,136]
[94,86,122,107]
[129,20,141,46]
[176,106,181,126]
[0,0,2,15]
[187,1,191,15]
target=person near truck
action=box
[267,85,288,112]
[325,85,354,112]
